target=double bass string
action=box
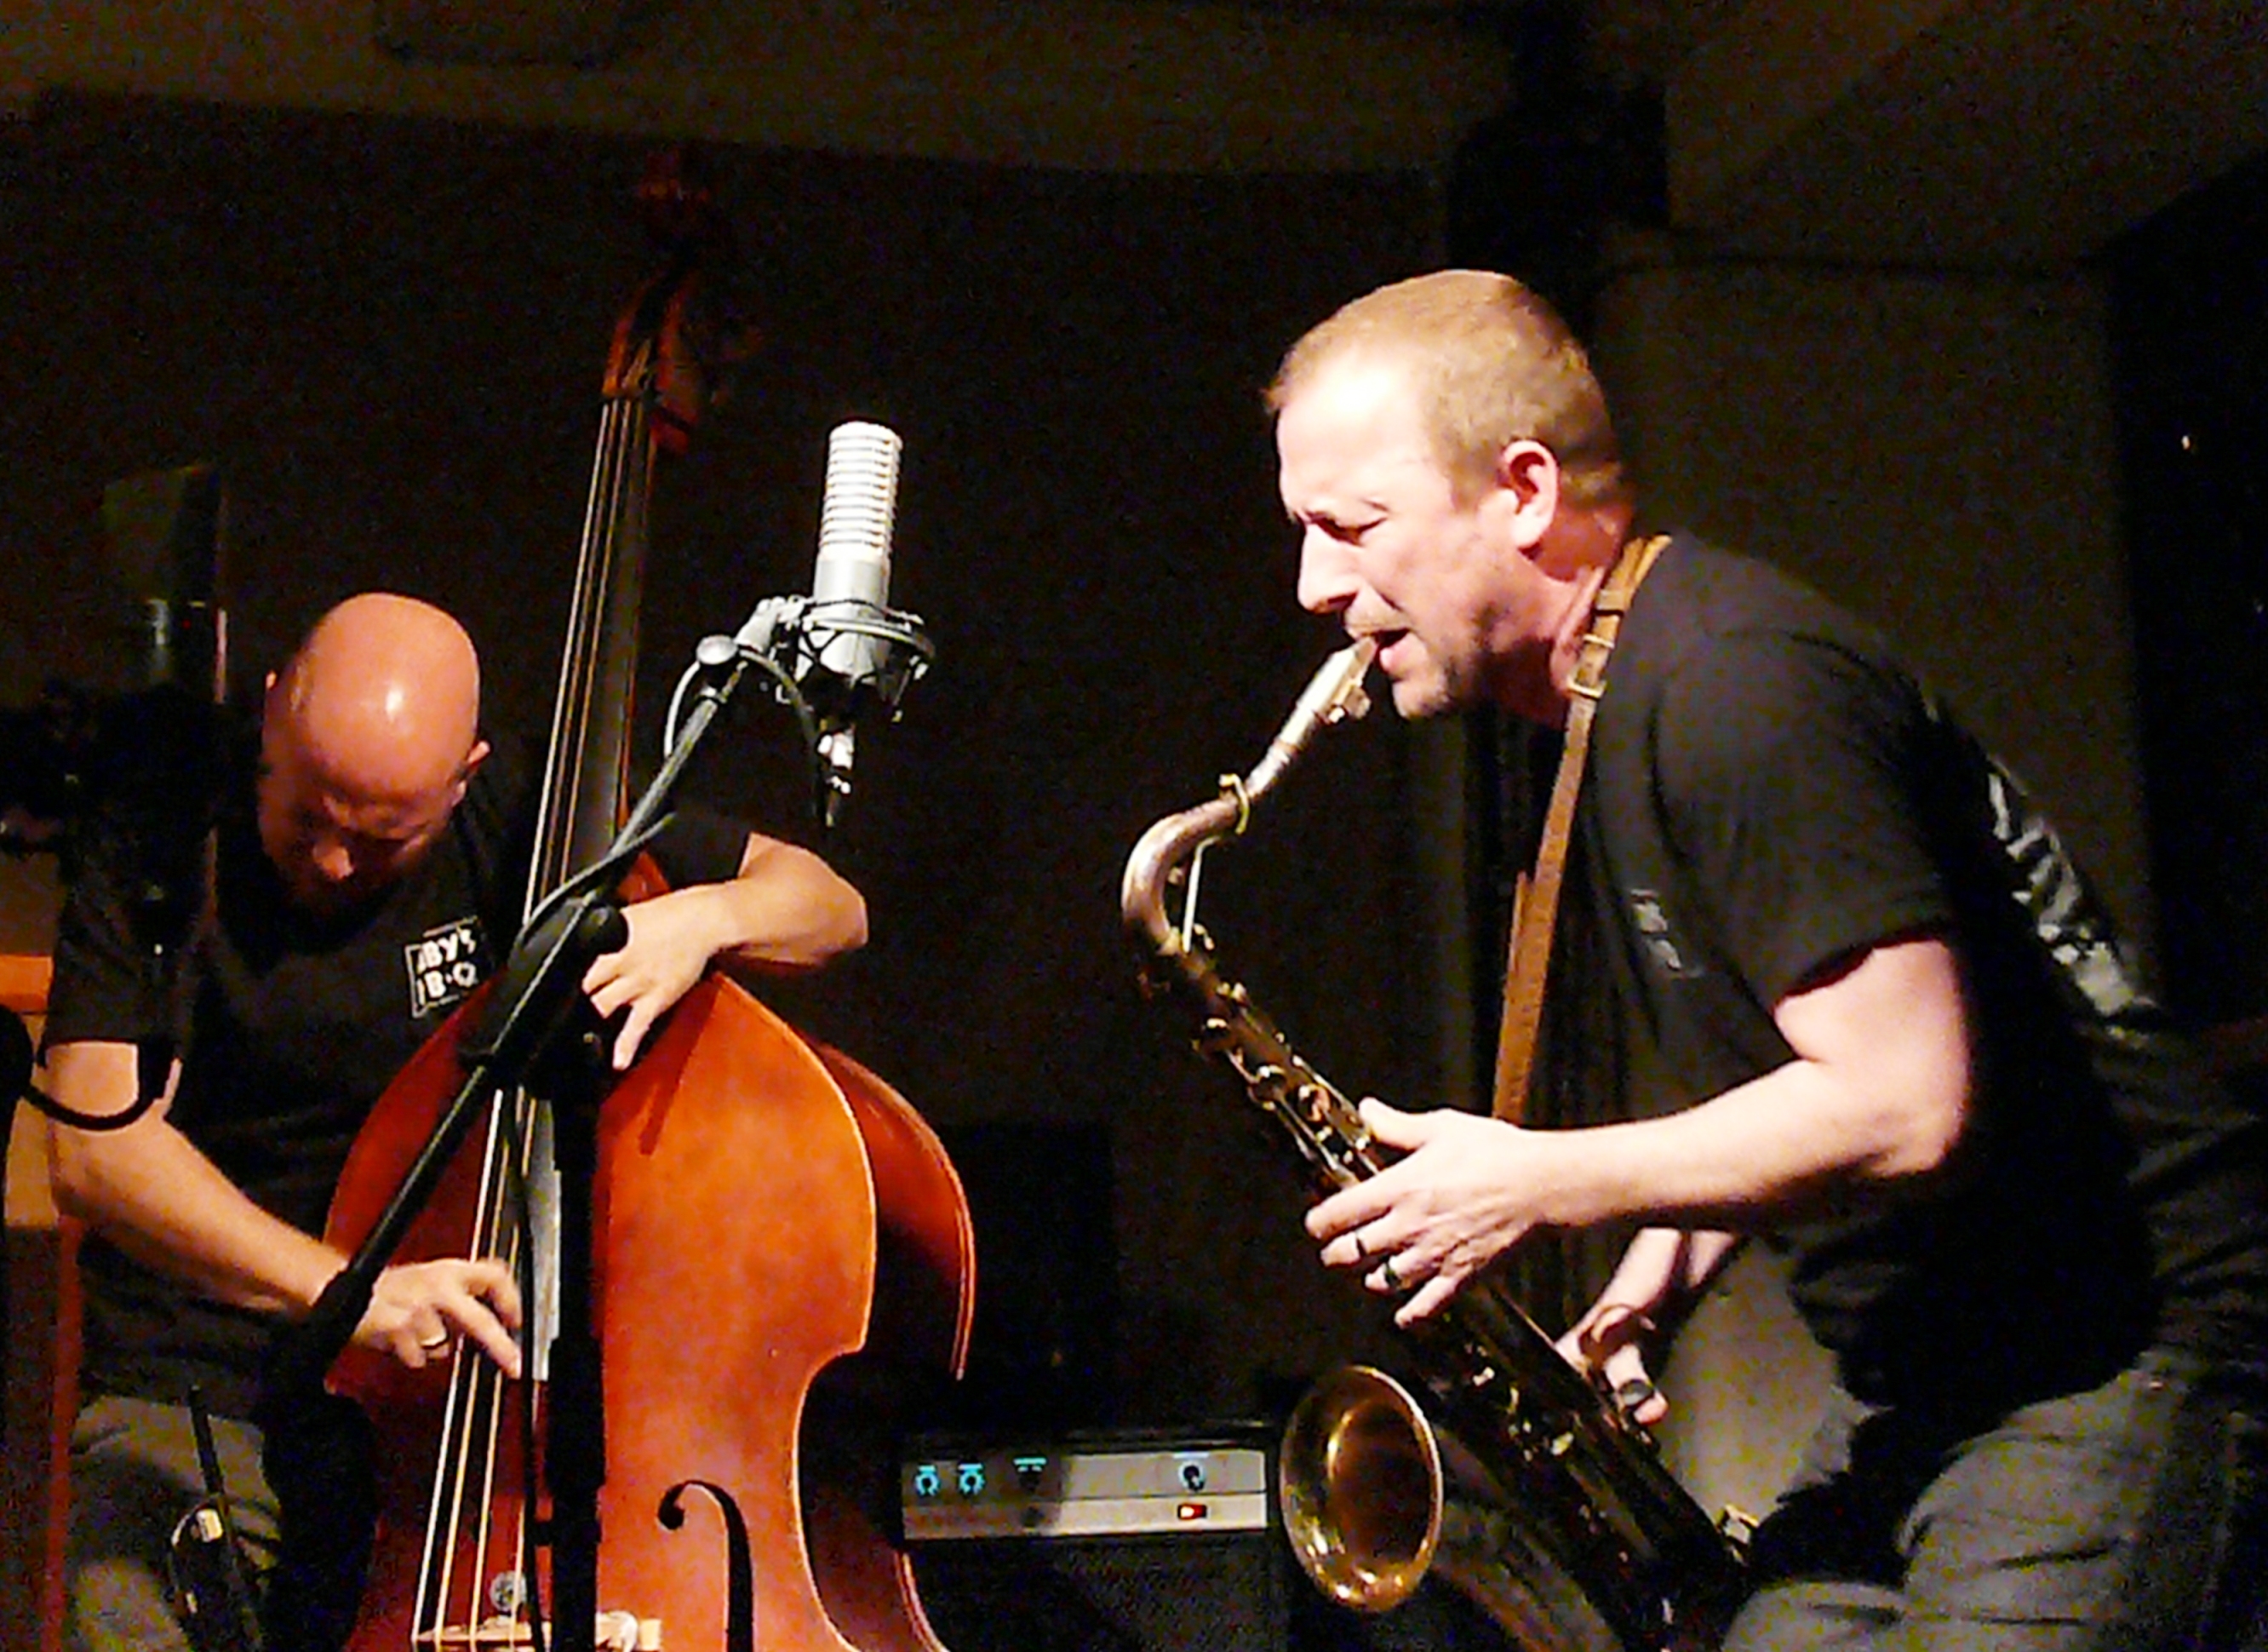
[414,378,661,1645]
[410,1036,546,1643]
[419,1095,540,1645]
[542,387,648,889]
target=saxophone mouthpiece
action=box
[1245,638,1377,801]
[1317,637,1377,726]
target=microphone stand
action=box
[264,635,779,1652]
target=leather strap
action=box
[1492,534,1668,1123]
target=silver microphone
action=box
[705,419,928,828]
[807,420,902,701]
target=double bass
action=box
[319,151,974,1651]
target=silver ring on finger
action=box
[1380,1253,1402,1291]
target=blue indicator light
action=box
[957,1462,987,1497]
[912,1464,942,1500]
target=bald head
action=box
[272,593,481,792]
[259,594,490,915]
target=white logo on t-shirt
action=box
[1628,888,1695,979]
[404,916,486,1018]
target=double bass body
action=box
[325,974,973,1651]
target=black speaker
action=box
[908,1507,1512,1652]
[903,1425,1287,1652]
[900,1422,1521,1652]
[914,1529,1290,1652]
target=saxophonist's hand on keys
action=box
[1558,1291,1670,1428]
[1555,1227,1745,1426]
[1306,1098,1577,1327]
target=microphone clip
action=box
[702,594,936,828]
[732,594,934,730]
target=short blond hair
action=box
[1268,270,1628,509]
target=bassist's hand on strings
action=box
[582,892,719,1071]
[352,1256,524,1377]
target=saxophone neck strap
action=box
[1492,532,1668,1124]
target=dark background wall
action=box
[9,69,2268,1466]
[0,90,1450,1427]
[2110,145,2268,1033]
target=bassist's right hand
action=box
[354,1257,524,1378]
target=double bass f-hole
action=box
[321,148,976,1652]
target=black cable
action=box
[1,1006,167,1132]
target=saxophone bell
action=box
[1280,1365,1442,1612]
[1283,1366,1627,1652]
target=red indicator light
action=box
[1177,1501,1207,1522]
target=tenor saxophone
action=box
[1120,641,1745,1652]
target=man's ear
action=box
[452,737,492,801]
[257,670,285,750]
[1493,439,1562,546]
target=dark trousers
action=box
[66,1394,373,1652]
[1727,1349,2268,1650]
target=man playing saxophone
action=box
[1274,271,2268,1648]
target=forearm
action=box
[44,1041,344,1316]
[54,1121,344,1314]
[1541,1055,1959,1232]
[1560,1227,1746,1425]
[1595,1225,1744,1311]
[1675,1227,1744,1291]
[1540,935,1970,1230]
[1314,940,1967,1324]
[694,835,868,972]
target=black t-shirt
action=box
[1546,537,2268,1412]
[45,721,749,1420]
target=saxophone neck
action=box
[1245,637,1377,800]
[1120,638,1377,956]
[1120,791,1243,955]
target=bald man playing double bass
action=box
[43,593,868,1652]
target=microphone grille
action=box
[816,422,902,568]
